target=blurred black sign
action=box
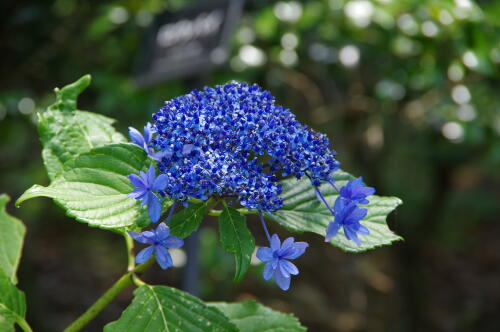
[135,0,244,87]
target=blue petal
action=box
[256,247,273,262]
[147,192,162,223]
[128,174,145,189]
[344,227,361,246]
[154,246,173,270]
[135,246,154,264]
[279,259,299,277]
[325,220,341,242]
[347,207,367,224]
[141,231,157,242]
[143,123,152,144]
[281,237,295,251]
[152,174,168,191]
[274,269,291,291]
[146,165,156,187]
[163,236,184,249]
[152,150,173,162]
[357,224,370,235]
[128,188,146,199]
[155,223,170,240]
[284,242,308,259]
[128,231,154,244]
[129,127,145,147]
[182,144,194,155]
[270,234,281,251]
[263,262,275,280]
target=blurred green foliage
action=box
[1,0,499,331]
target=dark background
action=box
[1,0,499,331]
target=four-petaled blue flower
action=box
[128,223,184,270]
[326,198,369,245]
[128,165,167,223]
[339,177,375,204]
[257,234,308,291]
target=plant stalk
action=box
[62,259,153,332]
[17,318,34,332]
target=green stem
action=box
[17,318,34,332]
[62,259,154,332]
[124,233,135,272]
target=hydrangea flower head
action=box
[325,198,369,245]
[128,223,183,270]
[128,165,167,223]
[257,234,308,291]
[150,82,340,211]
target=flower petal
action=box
[141,231,157,242]
[128,231,154,244]
[143,123,152,144]
[279,259,299,276]
[163,236,184,249]
[146,165,156,186]
[256,247,273,262]
[263,262,275,280]
[147,192,162,223]
[344,227,361,246]
[270,234,281,251]
[135,246,154,264]
[284,242,308,259]
[347,207,367,225]
[154,246,173,270]
[182,144,194,155]
[152,174,168,191]
[128,127,145,147]
[325,220,342,242]
[281,237,295,251]
[155,223,170,240]
[128,174,145,189]
[128,188,146,199]
[274,269,291,291]
[357,224,370,235]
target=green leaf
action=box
[209,300,307,332]
[0,314,15,332]
[0,272,26,325]
[264,171,403,253]
[17,144,167,230]
[0,195,26,284]
[104,285,238,332]
[38,75,126,180]
[218,205,255,281]
[169,202,209,239]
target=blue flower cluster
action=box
[320,177,375,245]
[150,82,340,211]
[125,82,376,289]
